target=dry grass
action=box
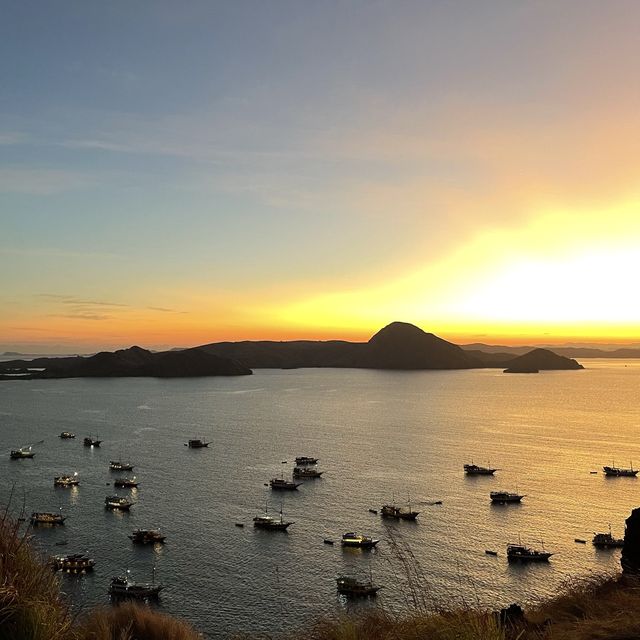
[0,505,74,640]
[75,603,201,640]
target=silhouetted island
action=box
[0,322,585,379]
[502,348,584,373]
[0,346,251,380]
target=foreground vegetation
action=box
[3,506,640,640]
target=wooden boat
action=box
[593,526,624,549]
[113,477,139,488]
[31,511,66,526]
[51,553,95,573]
[507,543,552,562]
[336,576,381,596]
[603,462,638,477]
[490,491,525,504]
[110,461,134,471]
[380,502,419,520]
[292,466,323,478]
[464,463,498,475]
[341,532,379,548]
[54,473,79,487]
[105,495,133,511]
[109,575,163,599]
[59,432,75,439]
[253,506,293,530]
[10,447,34,459]
[185,439,209,448]
[129,529,166,544]
[269,477,302,491]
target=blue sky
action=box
[3,1,640,351]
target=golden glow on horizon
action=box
[4,199,640,350]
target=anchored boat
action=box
[269,476,302,491]
[59,432,75,439]
[31,511,66,526]
[341,532,380,548]
[129,529,166,544]
[113,477,139,488]
[54,473,79,487]
[109,574,163,599]
[603,462,638,477]
[51,553,95,573]
[593,525,624,549]
[490,491,525,504]
[293,466,323,478]
[253,505,294,530]
[83,436,102,447]
[464,463,498,475]
[380,497,419,520]
[507,543,553,562]
[110,460,134,471]
[10,447,34,459]
[185,439,209,448]
[336,576,381,596]
[105,495,133,511]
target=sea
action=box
[1,360,640,637]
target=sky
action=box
[2,1,640,353]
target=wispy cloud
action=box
[48,313,112,321]
[147,306,188,314]
[0,168,97,195]
[0,132,27,145]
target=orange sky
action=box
[2,3,640,352]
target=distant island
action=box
[0,321,583,380]
[0,345,252,380]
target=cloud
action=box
[36,294,128,307]
[48,313,112,321]
[0,168,97,194]
[147,306,187,314]
[0,132,27,145]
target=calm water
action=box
[1,361,640,637]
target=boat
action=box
[603,462,638,477]
[129,529,166,544]
[507,543,553,562]
[341,532,380,548]
[59,432,75,439]
[253,505,294,530]
[83,436,101,447]
[54,473,79,487]
[380,502,419,520]
[485,550,498,556]
[110,461,134,471]
[104,495,133,510]
[464,463,498,475]
[113,477,139,488]
[30,511,66,526]
[185,439,209,448]
[10,447,34,459]
[323,539,334,545]
[108,574,163,599]
[490,491,525,503]
[292,466,323,478]
[336,576,381,597]
[593,526,624,549]
[295,456,318,465]
[269,477,302,491]
[50,553,95,573]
